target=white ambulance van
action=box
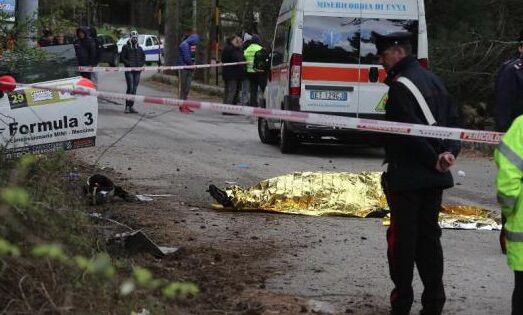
[260,0,429,153]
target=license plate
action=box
[310,90,348,101]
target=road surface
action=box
[80,71,512,314]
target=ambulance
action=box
[260,0,429,153]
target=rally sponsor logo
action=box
[30,89,54,102]
[4,137,96,160]
[460,131,502,143]
[8,88,75,109]
[57,85,75,100]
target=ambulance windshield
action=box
[303,16,419,65]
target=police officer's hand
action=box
[436,152,456,173]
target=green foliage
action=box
[32,244,69,263]
[0,11,48,78]
[1,187,31,208]
[0,46,48,73]
[0,238,20,257]
[162,282,200,299]
[77,253,116,279]
[97,25,121,40]
[36,10,77,35]
[17,154,39,170]
[3,236,198,300]
[0,153,199,313]
[426,0,523,127]
[133,266,155,286]
[129,266,199,299]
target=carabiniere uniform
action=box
[495,53,523,132]
[375,32,461,315]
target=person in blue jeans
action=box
[120,31,145,114]
[176,33,200,100]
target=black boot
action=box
[128,106,138,114]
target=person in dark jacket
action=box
[222,35,245,106]
[176,33,200,100]
[495,30,523,133]
[374,32,461,315]
[88,27,102,84]
[74,27,97,80]
[120,31,145,114]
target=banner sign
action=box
[0,77,98,159]
[0,0,15,15]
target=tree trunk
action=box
[130,1,137,26]
[164,0,180,70]
[16,0,39,47]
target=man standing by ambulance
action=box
[495,31,523,133]
[374,32,461,315]
[495,116,523,315]
[244,34,266,107]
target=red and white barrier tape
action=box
[4,82,504,145]
[78,61,249,73]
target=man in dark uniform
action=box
[374,32,461,315]
[495,31,523,133]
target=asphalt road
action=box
[81,71,513,314]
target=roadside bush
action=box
[0,153,198,314]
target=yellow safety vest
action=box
[496,116,523,271]
[244,43,262,74]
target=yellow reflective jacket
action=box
[244,43,262,73]
[495,115,523,271]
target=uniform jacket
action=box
[496,116,523,271]
[74,27,97,67]
[176,34,200,66]
[384,56,461,192]
[244,43,263,74]
[120,41,146,68]
[495,56,523,132]
[221,43,245,81]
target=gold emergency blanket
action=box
[211,172,501,231]
[224,172,387,217]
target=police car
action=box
[117,34,164,65]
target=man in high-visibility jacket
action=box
[243,34,267,107]
[495,115,523,315]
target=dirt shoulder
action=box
[101,174,314,315]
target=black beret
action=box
[372,31,413,55]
